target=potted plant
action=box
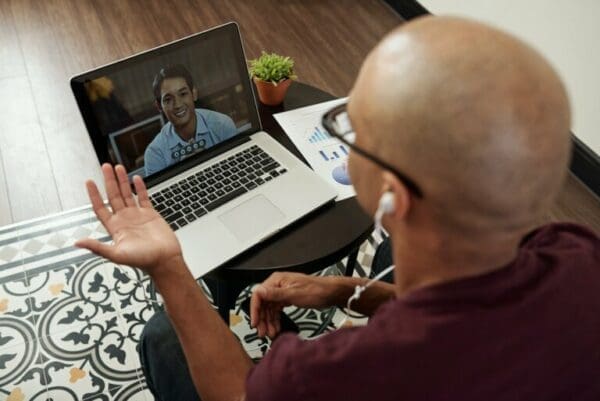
[249,51,297,106]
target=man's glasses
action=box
[321,103,423,198]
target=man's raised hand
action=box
[76,164,183,277]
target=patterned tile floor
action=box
[0,206,380,400]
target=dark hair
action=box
[152,64,195,104]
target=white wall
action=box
[418,0,600,156]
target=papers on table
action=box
[274,98,355,201]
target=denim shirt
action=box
[144,109,237,176]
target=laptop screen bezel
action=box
[70,22,262,188]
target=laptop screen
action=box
[71,23,260,180]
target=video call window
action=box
[76,28,255,179]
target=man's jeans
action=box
[139,311,201,401]
[138,236,393,400]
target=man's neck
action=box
[390,228,523,296]
[174,112,197,142]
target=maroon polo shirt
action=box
[245,223,600,401]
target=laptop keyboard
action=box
[149,145,288,231]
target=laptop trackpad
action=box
[219,195,285,242]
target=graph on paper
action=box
[308,126,331,143]
[273,98,355,201]
[306,126,351,161]
[318,144,349,162]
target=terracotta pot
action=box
[253,77,292,106]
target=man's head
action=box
[153,65,198,129]
[347,17,571,265]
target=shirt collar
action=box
[168,109,209,143]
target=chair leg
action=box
[344,248,359,277]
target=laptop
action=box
[70,22,336,278]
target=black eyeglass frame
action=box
[321,103,423,198]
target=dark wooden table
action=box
[204,82,373,322]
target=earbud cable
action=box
[338,264,395,328]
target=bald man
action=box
[76,16,600,401]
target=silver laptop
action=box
[70,22,336,278]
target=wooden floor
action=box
[0,0,598,232]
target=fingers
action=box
[251,286,268,337]
[115,165,136,207]
[265,307,275,338]
[75,238,117,261]
[251,285,283,338]
[251,285,269,336]
[258,308,267,338]
[250,285,262,328]
[102,163,125,212]
[133,175,152,208]
[86,180,112,226]
[101,164,148,210]
[274,303,282,334]
[266,306,281,338]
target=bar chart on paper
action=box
[306,126,348,158]
[274,98,355,201]
[317,144,349,162]
[308,126,330,143]
[308,126,350,161]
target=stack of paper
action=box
[273,98,355,201]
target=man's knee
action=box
[140,310,175,352]
[138,309,181,372]
[138,310,202,401]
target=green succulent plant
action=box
[249,51,297,85]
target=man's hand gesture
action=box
[76,164,183,277]
[250,272,337,338]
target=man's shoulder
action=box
[522,222,599,264]
[196,108,227,120]
[527,222,599,243]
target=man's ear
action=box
[192,87,198,101]
[381,171,411,220]
[154,100,162,113]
